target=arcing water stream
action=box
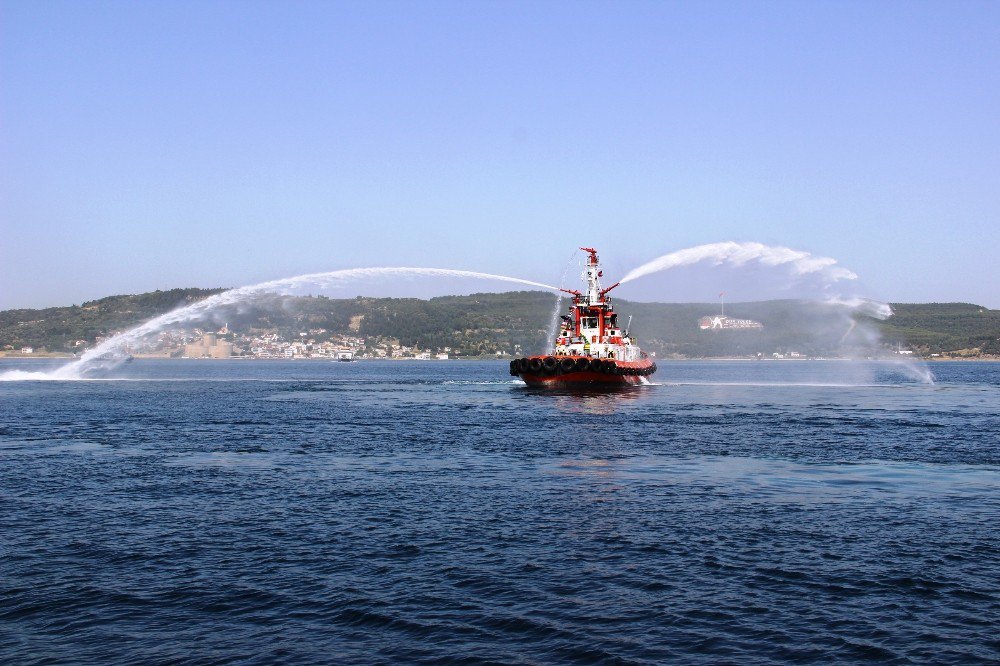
[618,241,859,286]
[544,250,583,351]
[0,242,933,382]
[612,243,937,381]
[2,268,560,380]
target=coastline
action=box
[2,354,998,362]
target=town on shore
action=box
[8,327,467,361]
[6,324,993,362]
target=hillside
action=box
[873,303,1000,355]
[0,289,225,354]
[1,289,997,358]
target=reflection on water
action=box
[525,383,652,415]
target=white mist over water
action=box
[886,359,936,384]
[615,243,932,384]
[822,296,936,383]
[823,297,894,320]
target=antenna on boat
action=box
[625,314,633,336]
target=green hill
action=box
[0,289,225,353]
[873,303,1000,355]
[1,289,997,357]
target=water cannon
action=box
[580,247,599,265]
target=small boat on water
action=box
[510,247,656,386]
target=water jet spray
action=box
[618,241,859,286]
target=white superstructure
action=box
[552,248,644,362]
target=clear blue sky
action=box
[2,1,997,308]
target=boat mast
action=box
[581,247,602,305]
[558,247,623,341]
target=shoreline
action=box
[2,355,997,363]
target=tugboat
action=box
[510,247,656,386]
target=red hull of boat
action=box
[512,355,656,387]
[519,371,646,387]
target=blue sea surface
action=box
[1,359,998,664]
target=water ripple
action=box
[0,360,998,663]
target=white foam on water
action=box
[443,380,524,386]
[0,370,88,382]
[883,358,936,384]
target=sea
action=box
[1,359,998,664]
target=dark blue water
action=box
[2,359,998,664]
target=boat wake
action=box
[0,370,87,382]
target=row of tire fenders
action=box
[509,356,657,377]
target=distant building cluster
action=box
[109,324,457,360]
[698,315,764,331]
[183,332,234,358]
[244,332,361,359]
